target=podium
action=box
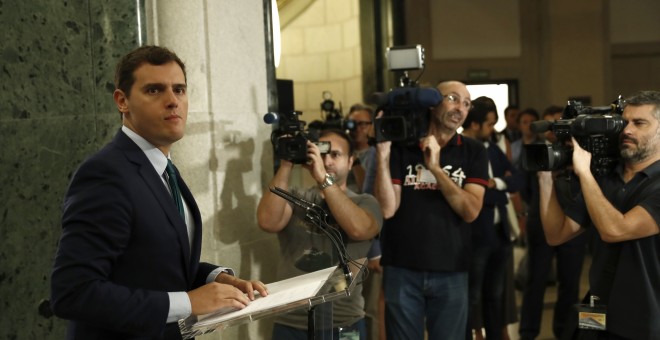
[179,258,367,339]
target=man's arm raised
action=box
[256,160,294,233]
[537,171,582,245]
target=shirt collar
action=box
[613,158,660,181]
[122,125,169,175]
[640,159,660,178]
[448,133,462,146]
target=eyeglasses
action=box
[443,93,473,110]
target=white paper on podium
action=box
[193,266,337,328]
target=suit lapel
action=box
[114,131,193,282]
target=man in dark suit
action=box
[462,97,523,340]
[50,45,268,339]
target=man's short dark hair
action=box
[463,96,498,129]
[348,103,374,118]
[516,108,540,124]
[114,45,186,97]
[625,91,660,121]
[504,105,519,115]
[320,128,355,157]
[543,105,563,118]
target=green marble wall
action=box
[0,0,142,338]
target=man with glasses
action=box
[257,128,383,339]
[374,81,489,339]
[345,103,388,340]
[347,103,377,194]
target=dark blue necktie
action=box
[165,159,185,220]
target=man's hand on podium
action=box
[187,273,269,316]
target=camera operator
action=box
[538,90,660,339]
[374,80,489,339]
[257,128,383,340]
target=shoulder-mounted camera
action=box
[373,45,442,146]
[522,96,626,176]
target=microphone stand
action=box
[270,186,356,340]
[269,187,353,285]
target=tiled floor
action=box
[505,246,591,340]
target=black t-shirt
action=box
[564,160,660,339]
[381,134,488,272]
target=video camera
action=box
[264,111,330,164]
[522,96,626,176]
[374,45,442,145]
[317,91,356,132]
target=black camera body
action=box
[522,97,626,176]
[374,45,442,145]
[264,111,330,164]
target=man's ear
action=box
[113,89,130,114]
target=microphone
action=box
[387,87,442,107]
[269,186,328,219]
[530,120,552,133]
[263,112,279,124]
[578,105,617,115]
[368,92,388,107]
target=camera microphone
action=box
[416,87,442,107]
[578,105,617,115]
[387,87,442,107]
[263,112,279,124]
[530,120,552,133]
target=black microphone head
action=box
[530,120,552,133]
[263,112,279,124]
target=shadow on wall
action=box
[210,133,280,338]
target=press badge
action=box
[577,295,607,331]
[337,328,359,340]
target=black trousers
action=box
[519,231,587,340]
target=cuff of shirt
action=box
[167,292,191,323]
[207,266,235,283]
[166,267,235,323]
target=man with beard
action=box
[538,90,660,339]
[374,81,489,339]
[257,128,383,339]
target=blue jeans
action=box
[383,266,468,340]
[272,318,367,340]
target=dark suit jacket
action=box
[471,142,523,246]
[51,130,217,339]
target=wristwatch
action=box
[318,173,335,190]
